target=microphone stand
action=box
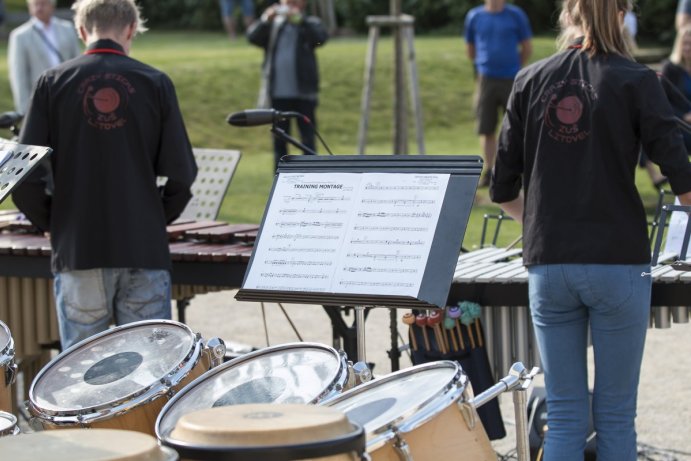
[270,125,318,156]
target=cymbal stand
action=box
[472,362,540,461]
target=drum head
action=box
[0,428,174,461]
[162,404,366,461]
[156,343,346,438]
[0,410,17,434]
[0,320,11,358]
[327,361,465,437]
[30,321,197,415]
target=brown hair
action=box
[557,0,633,59]
[670,24,691,66]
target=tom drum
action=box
[28,320,219,435]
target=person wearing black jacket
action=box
[12,0,197,349]
[490,0,691,460]
[247,0,328,170]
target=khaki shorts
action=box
[474,76,514,135]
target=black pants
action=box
[271,98,317,170]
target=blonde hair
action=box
[670,24,691,66]
[72,0,148,36]
[557,0,633,59]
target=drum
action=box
[160,403,366,461]
[325,361,496,461]
[156,342,350,440]
[0,320,17,413]
[0,410,19,436]
[0,428,178,460]
[28,320,219,435]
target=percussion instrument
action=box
[0,410,19,436]
[28,320,222,435]
[0,320,17,412]
[159,403,366,461]
[156,342,351,440]
[0,428,178,461]
[324,361,496,461]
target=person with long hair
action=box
[490,1,691,460]
[662,24,691,152]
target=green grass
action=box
[0,32,664,249]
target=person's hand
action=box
[684,111,691,124]
[261,4,280,22]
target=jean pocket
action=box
[585,265,634,311]
[121,269,170,318]
[60,269,109,325]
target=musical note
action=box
[275,221,344,229]
[264,259,333,267]
[352,225,428,232]
[337,280,415,288]
[345,252,422,262]
[356,211,432,219]
[272,233,340,241]
[259,272,330,280]
[349,238,424,246]
[359,198,435,207]
[343,266,418,274]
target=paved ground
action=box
[181,290,691,460]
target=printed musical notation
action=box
[243,172,450,297]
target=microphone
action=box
[226,109,299,127]
[0,111,23,129]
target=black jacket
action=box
[13,39,197,272]
[491,40,691,265]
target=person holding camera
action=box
[247,0,328,171]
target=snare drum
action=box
[325,361,496,461]
[0,428,179,461]
[0,410,19,436]
[29,320,215,435]
[156,342,350,440]
[160,403,366,461]
[0,320,17,413]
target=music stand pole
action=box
[355,305,367,363]
[270,126,318,156]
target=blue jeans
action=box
[219,0,254,18]
[528,264,651,461]
[54,268,172,350]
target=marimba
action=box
[449,246,691,380]
[0,213,258,399]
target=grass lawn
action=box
[0,32,665,249]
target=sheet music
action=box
[663,197,689,258]
[243,172,450,297]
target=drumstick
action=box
[444,316,459,352]
[474,319,484,348]
[428,311,447,355]
[415,314,431,351]
[447,306,465,350]
[466,323,476,349]
[402,312,418,351]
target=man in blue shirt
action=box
[464,0,532,187]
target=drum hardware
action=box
[472,362,541,461]
[349,360,373,387]
[391,430,412,461]
[204,337,226,368]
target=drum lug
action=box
[352,361,372,385]
[5,361,17,387]
[205,337,227,368]
[392,428,413,461]
[457,400,477,431]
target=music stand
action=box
[236,155,482,363]
[0,139,52,204]
[651,203,691,270]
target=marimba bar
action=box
[450,247,691,380]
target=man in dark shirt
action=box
[247,0,328,171]
[12,0,197,349]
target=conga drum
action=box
[0,320,17,413]
[0,428,178,460]
[28,320,219,435]
[325,361,496,461]
[156,342,351,440]
[160,403,366,461]
[0,410,20,436]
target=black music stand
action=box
[236,155,482,364]
[0,139,52,204]
[652,203,691,270]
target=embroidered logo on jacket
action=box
[79,73,135,130]
[541,79,597,144]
